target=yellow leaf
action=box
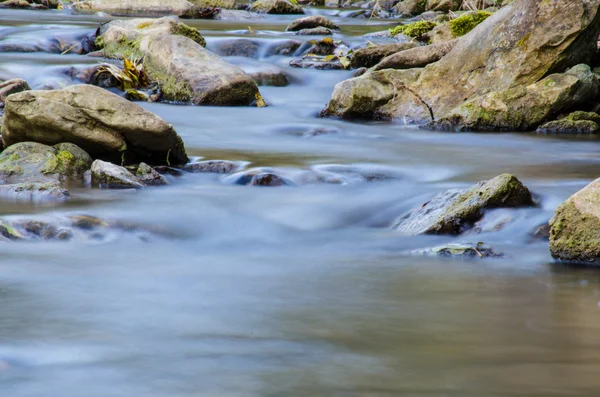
[248,26,255,34]
[255,93,267,108]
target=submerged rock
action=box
[2,85,188,166]
[549,178,600,263]
[91,160,144,189]
[249,0,304,14]
[410,242,502,258]
[286,15,339,32]
[213,39,259,58]
[0,182,69,202]
[392,174,533,235]
[296,27,333,36]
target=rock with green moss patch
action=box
[431,64,600,131]
[392,174,533,235]
[449,11,492,37]
[0,142,91,183]
[549,178,600,264]
[2,85,188,166]
[537,119,600,135]
[189,0,236,8]
[73,0,209,18]
[564,110,600,124]
[96,17,206,60]
[91,160,144,189]
[249,0,304,14]
[139,34,262,105]
[389,21,437,39]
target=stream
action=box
[1,7,600,396]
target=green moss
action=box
[100,38,144,60]
[389,21,437,39]
[145,60,194,103]
[173,23,206,47]
[136,21,154,29]
[0,152,24,177]
[449,11,492,37]
[517,32,531,50]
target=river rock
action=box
[213,39,259,58]
[2,85,188,165]
[325,0,600,125]
[0,79,30,105]
[410,242,502,258]
[393,0,426,16]
[0,182,69,202]
[392,174,533,235]
[228,58,289,86]
[73,0,209,18]
[139,34,262,105]
[265,39,302,56]
[431,64,600,131]
[296,27,333,36]
[425,0,460,12]
[184,160,240,174]
[549,178,600,263]
[374,39,457,71]
[91,160,144,189]
[320,68,424,119]
[286,15,339,32]
[350,42,418,68]
[0,142,92,183]
[136,162,168,185]
[537,111,600,134]
[249,0,304,14]
[97,17,206,58]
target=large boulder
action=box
[249,0,304,14]
[73,0,209,17]
[324,0,600,126]
[2,85,188,165]
[392,174,533,235]
[97,18,262,106]
[431,64,600,131]
[549,178,600,263]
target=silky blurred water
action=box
[1,7,600,397]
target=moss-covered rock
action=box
[449,11,492,37]
[0,142,91,183]
[536,119,600,134]
[549,178,600,264]
[389,21,437,39]
[392,174,533,235]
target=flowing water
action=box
[1,7,600,397]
